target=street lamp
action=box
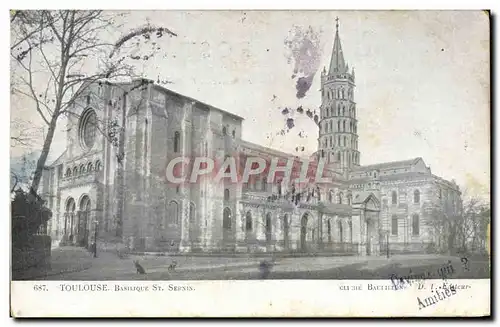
[94,220,99,258]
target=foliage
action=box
[11,189,52,247]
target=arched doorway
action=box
[338,220,344,252]
[265,213,272,251]
[65,198,76,243]
[300,213,309,252]
[163,201,181,251]
[283,214,289,249]
[338,221,344,242]
[188,202,196,243]
[265,213,272,243]
[222,207,232,247]
[245,211,253,235]
[327,220,332,243]
[78,196,91,248]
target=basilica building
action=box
[39,22,462,255]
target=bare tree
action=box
[10,118,46,149]
[10,10,177,194]
[428,189,490,255]
[457,196,490,253]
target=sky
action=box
[10,10,490,200]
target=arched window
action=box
[232,129,236,138]
[329,136,332,147]
[245,211,253,232]
[347,194,352,205]
[189,202,195,223]
[87,162,93,172]
[342,106,345,116]
[80,109,97,149]
[338,221,343,242]
[262,177,267,191]
[66,168,72,177]
[79,164,85,175]
[338,192,343,204]
[392,191,398,205]
[343,120,346,132]
[391,215,398,235]
[329,120,332,132]
[337,121,340,131]
[95,160,102,171]
[337,104,341,116]
[414,189,420,204]
[329,190,334,202]
[325,122,329,133]
[337,152,341,161]
[343,136,347,146]
[224,189,230,201]
[348,220,353,242]
[174,131,180,153]
[168,201,179,225]
[73,167,78,176]
[222,126,227,135]
[412,214,420,236]
[223,207,231,230]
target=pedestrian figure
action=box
[168,260,177,272]
[259,259,274,279]
[134,260,146,274]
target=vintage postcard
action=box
[9,9,491,317]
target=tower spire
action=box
[319,16,359,172]
[329,17,347,75]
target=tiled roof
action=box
[353,157,423,172]
[48,151,67,167]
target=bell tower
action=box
[318,18,360,173]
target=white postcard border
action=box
[10,279,490,317]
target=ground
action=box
[21,247,490,281]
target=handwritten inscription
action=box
[390,260,462,291]
[418,283,457,310]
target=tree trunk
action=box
[30,117,58,194]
